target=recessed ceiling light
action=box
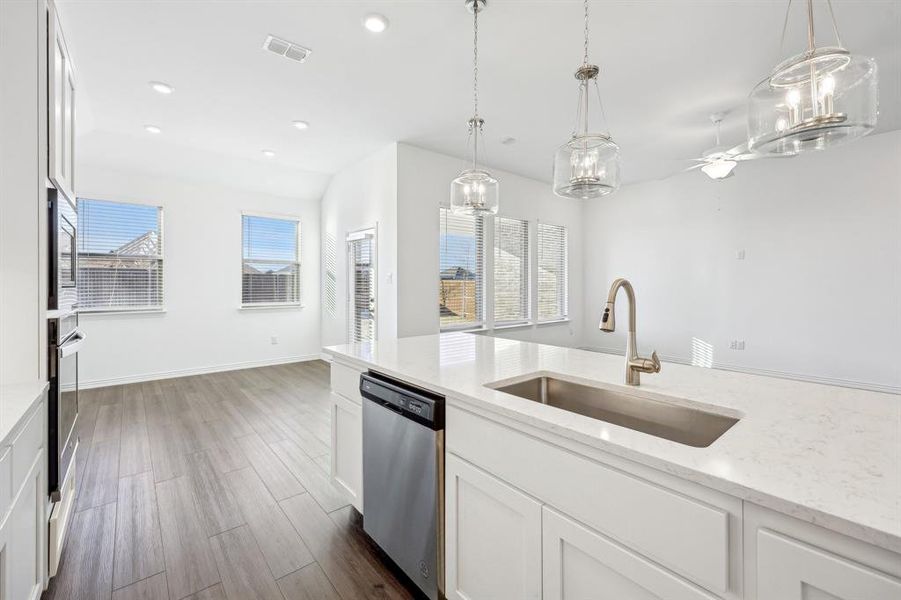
[261,149,276,158]
[149,81,174,95]
[144,125,162,134]
[292,120,309,131]
[363,14,389,33]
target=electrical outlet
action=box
[735,249,746,260]
[729,340,745,350]
[270,336,279,345]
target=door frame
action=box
[345,226,378,343]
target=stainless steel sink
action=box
[490,376,739,448]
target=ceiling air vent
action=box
[263,35,311,63]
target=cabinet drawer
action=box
[543,507,719,600]
[448,405,733,595]
[0,445,10,518]
[330,362,362,404]
[757,529,901,599]
[11,402,44,493]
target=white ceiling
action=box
[58,0,901,197]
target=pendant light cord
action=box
[779,0,845,56]
[473,3,479,119]
[583,0,589,66]
[472,2,480,170]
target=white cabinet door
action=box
[48,0,76,202]
[445,453,542,600]
[757,529,901,600]
[330,392,362,512]
[5,455,45,600]
[543,507,719,600]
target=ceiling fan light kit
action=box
[450,0,499,216]
[748,0,878,156]
[552,0,621,199]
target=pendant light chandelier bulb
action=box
[553,0,620,200]
[747,0,878,156]
[450,0,499,216]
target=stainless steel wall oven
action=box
[48,187,77,312]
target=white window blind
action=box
[77,199,163,311]
[348,232,376,342]
[242,214,301,306]
[538,222,568,321]
[494,216,530,324]
[324,232,337,316]
[439,208,484,329]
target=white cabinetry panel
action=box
[757,529,901,600]
[330,361,363,404]
[330,392,362,512]
[5,457,44,600]
[543,507,719,600]
[48,0,75,202]
[445,453,542,600]
[447,405,734,595]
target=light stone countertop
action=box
[0,381,48,447]
[324,332,901,554]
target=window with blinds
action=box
[538,222,568,321]
[439,208,484,329]
[324,232,337,316]
[348,232,376,342]
[242,214,301,306]
[494,216,530,324]
[77,198,164,311]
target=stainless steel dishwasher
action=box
[360,371,445,600]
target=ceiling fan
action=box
[685,113,767,180]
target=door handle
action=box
[59,329,86,358]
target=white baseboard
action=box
[578,346,900,395]
[319,352,333,362]
[77,354,322,390]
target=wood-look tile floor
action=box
[42,361,417,600]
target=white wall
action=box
[581,130,901,392]
[77,166,322,387]
[395,144,585,346]
[320,144,398,348]
[0,0,47,388]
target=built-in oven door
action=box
[49,188,78,311]
[49,317,83,499]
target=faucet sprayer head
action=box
[599,301,615,332]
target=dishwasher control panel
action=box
[360,371,444,429]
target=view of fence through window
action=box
[242,215,301,305]
[78,198,164,310]
[439,208,483,328]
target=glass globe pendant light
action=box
[553,0,620,199]
[748,0,878,156]
[450,0,498,216]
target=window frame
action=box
[439,207,486,332]
[240,211,303,309]
[492,215,531,327]
[76,197,165,313]
[536,220,569,323]
[437,209,570,333]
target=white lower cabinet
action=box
[445,453,542,600]
[330,392,362,512]
[543,507,719,600]
[0,396,47,600]
[6,456,45,600]
[755,529,901,600]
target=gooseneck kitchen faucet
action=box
[600,278,661,386]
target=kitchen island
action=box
[324,333,900,600]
